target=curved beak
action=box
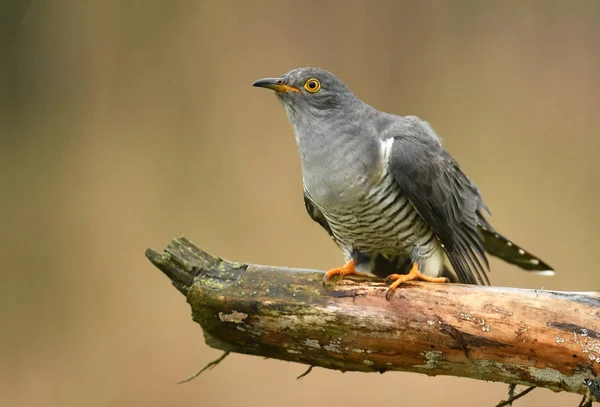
[252,77,300,94]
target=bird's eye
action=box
[303,78,321,93]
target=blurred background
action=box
[2,1,599,406]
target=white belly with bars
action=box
[309,170,445,277]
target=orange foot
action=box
[384,263,449,301]
[322,259,367,285]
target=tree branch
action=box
[146,237,600,398]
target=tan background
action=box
[2,1,599,406]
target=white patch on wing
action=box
[380,137,395,169]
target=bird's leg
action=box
[322,259,367,285]
[384,263,449,301]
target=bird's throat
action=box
[297,131,381,209]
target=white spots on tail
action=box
[536,270,556,276]
[500,236,554,275]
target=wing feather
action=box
[386,123,490,285]
[303,191,333,237]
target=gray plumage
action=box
[253,67,553,285]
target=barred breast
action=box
[310,170,443,277]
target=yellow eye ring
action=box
[303,78,321,93]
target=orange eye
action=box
[303,78,321,93]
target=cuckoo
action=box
[253,67,553,299]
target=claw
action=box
[384,263,449,301]
[322,259,367,286]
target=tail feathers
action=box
[478,224,554,275]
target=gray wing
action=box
[386,120,490,285]
[303,192,333,237]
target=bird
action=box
[252,67,554,299]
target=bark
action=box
[146,237,600,398]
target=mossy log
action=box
[146,237,600,398]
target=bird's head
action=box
[252,67,356,116]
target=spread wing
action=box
[386,126,490,285]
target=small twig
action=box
[495,386,536,407]
[177,351,231,384]
[296,365,314,380]
[507,384,517,406]
[577,396,592,407]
